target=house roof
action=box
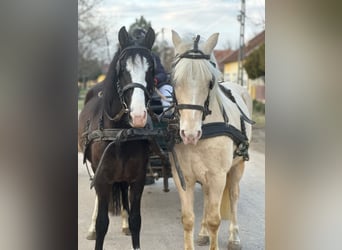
[213,49,234,71]
[222,30,265,64]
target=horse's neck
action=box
[103,80,122,118]
[205,88,242,129]
[203,93,225,124]
[214,85,253,141]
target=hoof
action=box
[228,241,242,250]
[86,231,96,240]
[122,227,131,235]
[196,235,210,246]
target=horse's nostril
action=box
[181,130,186,137]
[197,130,202,138]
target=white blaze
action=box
[125,56,149,116]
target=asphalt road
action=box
[78,127,265,250]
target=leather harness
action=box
[81,36,255,190]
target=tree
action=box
[127,16,175,72]
[78,0,106,87]
[78,0,104,50]
[78,50,102,83]
[243,43,265,80]
[128,16,152,34]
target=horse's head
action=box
[116,26,155,128]
[171,30,220,145]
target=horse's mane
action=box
[102,48,121,114]
[172,38,223,110]
[172,35,221,87]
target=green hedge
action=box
[253,100,265,114]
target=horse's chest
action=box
[175,136,234,179]
[91,141,148,183]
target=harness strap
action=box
[201,122,250,161]
[105,108,128,122]
[176,104,204,112]
[178,35,211,60]
[86,128,165,144]
[218,84,255,125]
[201,122,247,143]
[85,127,165,189]
[122,82,152,99]
[90,140,117,189]
[170,149,186,191]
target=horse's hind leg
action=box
[120,182,130,235]
[128,181,144,250]
[86,195,98,240]
[95,186,110,250]
[227,161,245,250]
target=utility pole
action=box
[237,0,246,86]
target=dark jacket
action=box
[152,53,167,88]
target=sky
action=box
[95,0,265,53]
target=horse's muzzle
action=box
[180,129,202,145]
[130,110,147,128]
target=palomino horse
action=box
[170,30,253,250]
[78,26,156,250]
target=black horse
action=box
[78,26,156,250]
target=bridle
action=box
[106,45,155,122]
[173,35,216,121]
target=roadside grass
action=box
[78,88,88,111]
[252,100,265,128]
[252,112,265,128]
[78,99,84,111]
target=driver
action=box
[130,27,173,113]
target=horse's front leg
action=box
[227,161,245,250]
[86,195,98,240]
[128,181,144,250]
[197,188,209,246]
[171,166,196,250]
[205,173,227,250]
[179,184,196,250]
[94,185,111,250]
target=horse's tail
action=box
[220,172,231,220]
[108,182,122,216]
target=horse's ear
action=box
[202,33,219,54]
[118,26,129,47]
[144,27,155,49]
[171,30,182,49]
